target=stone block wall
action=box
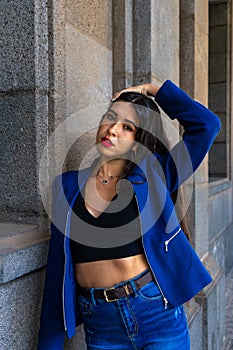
[0,223,49,350]
[0,1,52,350]
[0,1,232,350]
[0,268,45,350]
[0,0,49,227]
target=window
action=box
[208,0,231,180]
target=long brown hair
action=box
[113,92,190,241]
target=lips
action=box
[101,136,114,147]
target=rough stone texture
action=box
[1,94,37,221]
[0,0,48,91]
[112,0,127,92]
[112,0,133,92]
[208,184,233,273]
[186,300,203,350]
[65,0,112,50]
[0,0,35,91]
[151,0,179,84]
[132,0,151,85]
[179,0,212,258]
[180,0,209,103]
[65,0,112,114]
[34,0,49,91]
[0,1,233,350]
[180,1,194,96]
[0,94,49,224]
[0,268,45,350]
[65,24,112,115]
[221,267,233,350]
[179,4,228,349]
[208,188,232,241]
[209,222,233,276]
[196,255,225,350]
[0,223,49,283]
[194,30,208,103]
[224,224,233,274]
[64,0,112,172]
[125,0,133,87]
[194,185,209,258]
[208,179,231,196]
[0,0,49,226]
[210,228,227,274]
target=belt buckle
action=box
[103,287,117,302]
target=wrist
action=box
[147,83,160,97]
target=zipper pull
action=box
[164,297,168,309]
[164,241,169,252]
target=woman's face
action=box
[96,101,139,159]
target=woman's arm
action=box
[154,80,221,191]
[112,80,221,192]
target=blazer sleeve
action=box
[154,80,221,192]
[37,178,66,350]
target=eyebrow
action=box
[107,109,138,128]
[108,108,118,116]
[124,118,137,128]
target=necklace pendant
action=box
[102,179,109,185]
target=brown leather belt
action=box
[78,270,154,302]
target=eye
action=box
[123,124,134,132]
[100,113,115,124]
[106,113,115,121]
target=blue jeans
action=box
[77,270,190,349]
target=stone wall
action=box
[0,1,232,350]
[0,0,49,227]
[0,1,50,349]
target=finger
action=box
[111,88,130,101]
[111,87,138,101]
[111,92,121,101]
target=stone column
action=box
[151,0,180,85]
[61,1,113,349]
[132,0,151,85]
[0,1,50,349]
[112,0,133,92]
[180,1,225,349]
[0,0,49,229]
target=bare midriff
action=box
[74,253,150,288]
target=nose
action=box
[107,121,120,136]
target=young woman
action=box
[38,80,221,350]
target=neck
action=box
[95,158,127,177]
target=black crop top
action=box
[70,188,143,263]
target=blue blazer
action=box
[38,80,221,349]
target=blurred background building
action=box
[1,0,233,349]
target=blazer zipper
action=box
[62,211,70,332]
[164,228,181,252]
[134,195,169,309]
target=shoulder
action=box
[52,170,79,191]
[52,167,92,197]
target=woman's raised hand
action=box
[112,83,160,101]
